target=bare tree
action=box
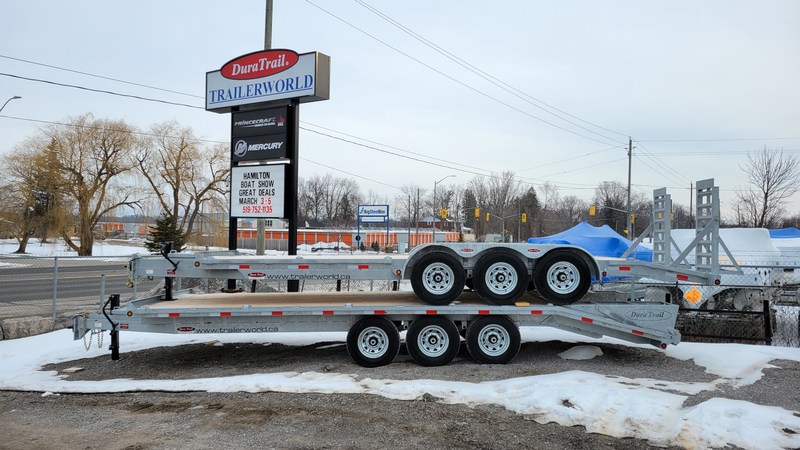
[556,195,587,228]
[1,139,68,252]
[299,173,363,228]
[37,114,139,255]
[735,147,800,228]
[394,184,424,229]
[594,181,628,235]
[536,181,560,236]
[135,121,230,238]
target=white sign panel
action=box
[206,50,330,112]
[231,165,285,218]
[358,205,389,217]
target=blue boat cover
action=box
[769,227,800,239]
[527,221,652,261]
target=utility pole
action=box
[626,137,633,240]
[256,0,273,256]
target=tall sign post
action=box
[206,49,330,291]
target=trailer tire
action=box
[410,252,465,305]
[465,316,520,364]
[473,252,529,305]
[406,316,461,366]
[346,317,400,368]
[533,251,591,305]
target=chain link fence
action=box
[3,255,798,347]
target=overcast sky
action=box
[1,1,799,218]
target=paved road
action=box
[0,257,160,320]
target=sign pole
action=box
[286,99,300,292]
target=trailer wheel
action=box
[346,317,400,368]
[410,252,465,305]
[465,316,520,364]
[473,252,529,305]
[406,316,461,366]
[533,251,591,305]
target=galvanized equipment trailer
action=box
[72,179,730,367]
[73,289,681,367]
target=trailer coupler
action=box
[103,294,121,360]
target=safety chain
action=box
[83,330,104,351]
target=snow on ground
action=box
[0,329,799,449]
[3,239,800,448]
[0,238,146,259]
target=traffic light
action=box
[474,208,480,218]
[521,213,527,223]
[589,204,596,216]
[486,212,490,221]
[440,208,447,219]
[630,213,635,224]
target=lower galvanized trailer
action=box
[73,290,681,367]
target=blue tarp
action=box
[769,227,800,239]
[527,221,652,261]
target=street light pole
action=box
[433,175,455,243]
[0,96,22,113]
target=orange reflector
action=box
[271,311,283,316]
[581,317,593,323]
[426,310,438,315]
[632,329,644,336]
[322,310,334,315]
[676,274,689,281]
[531,310,543,315]
[478,310,490,315]
[220,312,231,317]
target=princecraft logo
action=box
[233,116,285,130]
[221,50,299,80]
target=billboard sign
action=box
[230,165,285,218]
[206,50,330,112]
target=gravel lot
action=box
[1,336,799,449]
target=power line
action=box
[299,125,601,189]
[0,114,227,144]
[352,0,628,143]
[638,137,800,143]
[301,157,403,191]
[0,54,204,99]
[0,63,700,196]
[633,139,692,184]
[0,72,204,109]
[303,0,623,147]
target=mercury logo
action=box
[234,140,248,157]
